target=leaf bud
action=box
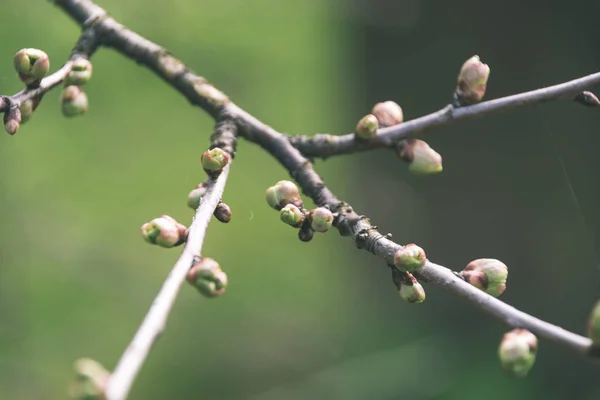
[186,257,228,298]
[69,358,109,400]
[398,139,443,175]
[201,147,230,178]
[265,180,303,210]
[587,299,600,346]
[187,182,209,210]
[61,85,88,117]
[309,207,334,233]
[280,204,305,228]
[498,329,537,378]
[354,114,379,140]
[372,101,403,127]
[393,244,426,272]
[460,258,508,297]
[141,215,188,248]
[454,55,490,106]
[4,106,21,135]
[14,48,50,81]
[214,202,232,223]
[66,58,93,86]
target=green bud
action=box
[66,58,93,86]
[187,182,209,210]
[298,226,314,242]
[4,106,21,135]
[393,271,426,303]
[19,99,35,124]
[355,114,379,140]
[14,48,50,79]
[398,139,443,175]
[69,358,109,400]
[309,207,334,232]
[574,91,600,108]
[201,147,230,177]
[393,244,427,272]
[280,204,305,227]
[141,215,188,248]
[372,101,403,127]
[186,257,228,298]
[265,180,302,210]
[214,202,232,223]
[587,300,600,346]
[455,55,490,106]
[460,258,508,297]
[498,329,537,378]
[61,85,88,117]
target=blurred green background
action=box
[1,0,600,399]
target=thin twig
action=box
[289,72,600,158]
[104,164,231,400]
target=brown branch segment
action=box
[289,71,600,158]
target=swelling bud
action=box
[4,106,21,135]
[61,86,88,117]
[187,182,209,210]
[398,139,443,175]
[69,358,109,400]
[214,202,232,223]
[141,215,188,248]
[14,48,50,86]
[201,147,230,177]
[498,329,537,378]
[372,101,403,127]
[460,258,508,297]
[309,207,334,232]
[280,204,305,228]
[265,180,303,210]
[355,114,379,140]
[587,299,600,346]
[393,244,426,272]
[66,58,93,86]
[393,270,426,303]
[454,55,490,106]
[186,257,228,298]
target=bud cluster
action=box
[61,58,93,118]
[266,180,336,241]
[141,215,188,248]
[354,101,404,141]
[186,257,228,297]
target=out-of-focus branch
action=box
[289,72,600,158]
[104,162,231,400]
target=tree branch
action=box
[35,0,600,396]
[104,162,231,400]
[289,72,600,158]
